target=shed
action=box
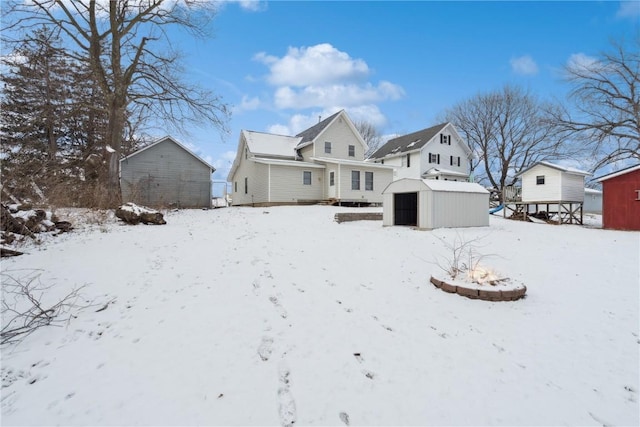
[120,136,214,208]
[382,178,489,229]
[515,161,590,203]
[583,188,603,214]
[596,164,640,231]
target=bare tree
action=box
[442,85,567,199]
[4,1,230,205]
[354,120,383,158]
[552,36,640,171]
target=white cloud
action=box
[265,105,388,137]
[254,43,370,87]
[233,95,262,113]
[212,150,238,180]
[566,53,600,74]
[616,1,640,19]
[273,82,404,110]
[510,55,539,76]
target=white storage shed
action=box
[382,179,489,229]
[515,161,590,203]
[583,188,603,214]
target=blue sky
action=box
[128,1,640,189]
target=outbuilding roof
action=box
[383,178,488,194]
[120,135,214,171]
[515,161,591,177]
[595,164,640,182]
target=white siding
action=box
[230,157,268,205]
[337,166,391,203]
[314,116,366,161]
[521,165,562,202]
[270,165,324,202]
[561,173,585,201]
[521,164,585,202]
[429,191,489,229]
[419,134,469,178]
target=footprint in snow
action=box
[277,365,297,427]
[339,412,350,425]
[258,337,274,361]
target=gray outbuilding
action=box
[382,178,489,229]
[120,136,214,208]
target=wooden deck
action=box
[502,200,584,225]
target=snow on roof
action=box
[516,161,591,177]
[243,130,301,158]
[422,167,469,178]
[253,157,325,168]
[595,164,640,182]
[423,179,489,193]
[584,188,602,194]
[311,156,395,169]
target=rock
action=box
[115,203,166,225]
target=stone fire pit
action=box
[430,275,526,301]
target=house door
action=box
[394,192,418,226]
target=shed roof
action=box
[515,161,590,177]
[595,164,640,182]
[120,135,214,171]
[383,178,489,194]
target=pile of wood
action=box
[1,204,73,257]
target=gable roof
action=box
[515,161,591,178]
[595,164,640,182]
[295,110,343,147]
[120,136,214,171]
[369,122,449,159]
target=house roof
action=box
[515,161,591,178]
[369,122,449,159]
[253,157,325,168]
[243,130,301,158]
[595,164,640,182]
[120,135,214,171]
[295,110,343,148]
[311,156,395,170]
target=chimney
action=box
[318,115,321,123]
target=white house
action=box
[515,161,591,203]
[368,122,473,182]
[227,110,394,206]
[382,179,489,229]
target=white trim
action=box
[596,164,640,182]
[253,158,325,168]
[311,156,395,170]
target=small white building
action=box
[583,188,603,214]
[382,179,489,229]
[515,161,590,203]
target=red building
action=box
[596,164,640,231]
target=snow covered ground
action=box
[1,206,638,426]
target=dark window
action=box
[244,177,248,194]
[351,170,360,190]
[365,172,374,191]
[407,153,411,167]
[450,155,454,166]
[536,175,545,185]
[381,159,384,164]
[330,171,335,186]
[348,145,355,157]
[234,182,237,193]
[325,141,331,154]
[440,134,450,145]
[303,171,312,185]
[245,148,248,159]
[457,156,461,167]
[429,153,440,164]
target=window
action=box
[303,171,312,185]
[351,170,360,190]
[234,181,237,193]
[450,156,461,167]
[325,141,332,154]
[407,153,411,168]
[536,175,545,185]
[348,145,355,157]
[244,177,248,194]
[330,171,335,186]
[245,148,248,159]
[429,153,440,164]
[457,156,461,167]
[381,159,384,164]
[365,172,374,191]
[440,134,450,145]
